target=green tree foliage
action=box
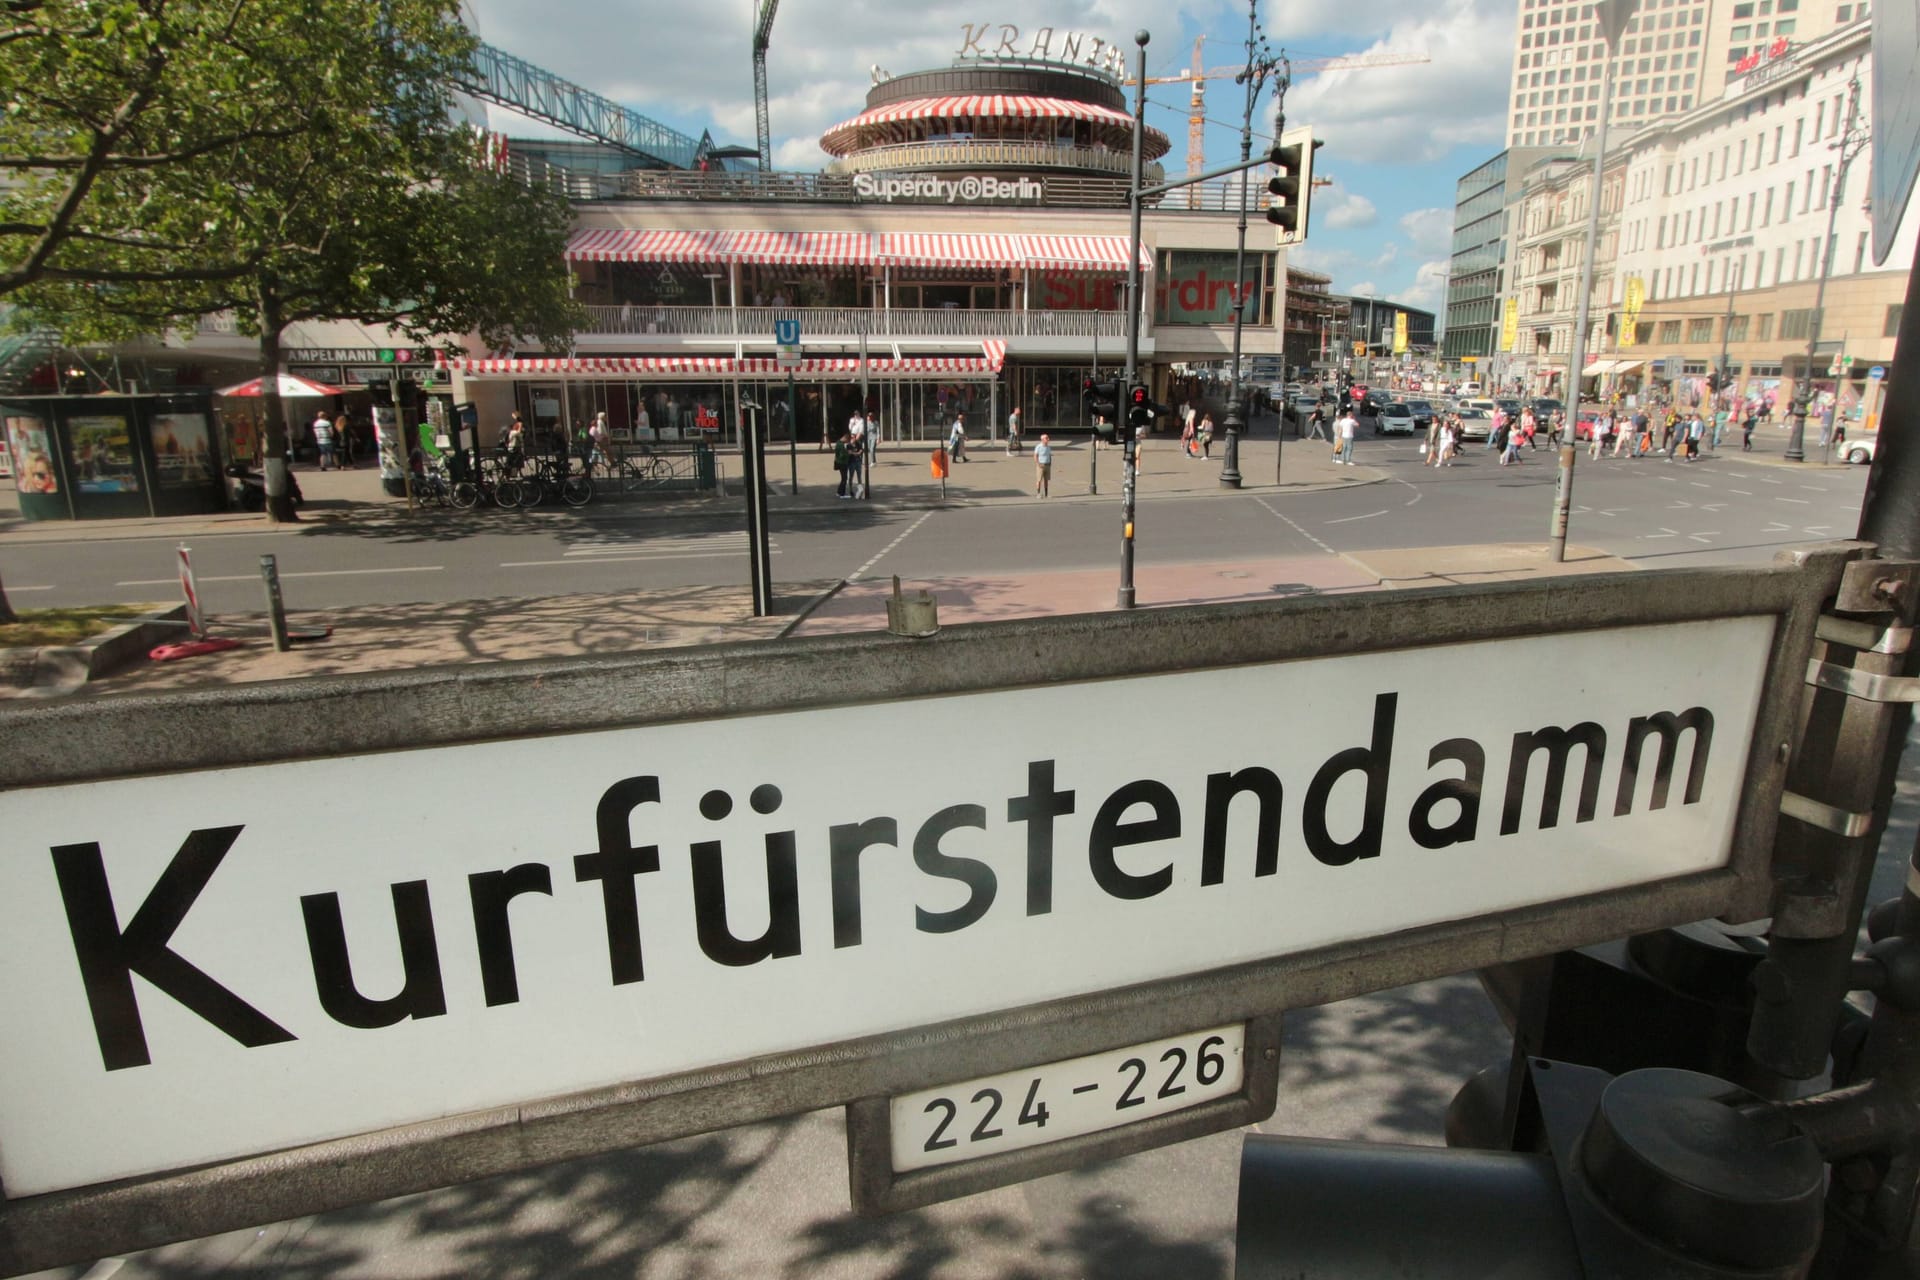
[6,0,582,520]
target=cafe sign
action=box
[956,24,1128,76]
[852,173,1045,204]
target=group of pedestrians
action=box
[1582,405,1734,462]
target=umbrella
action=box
[214,373,349,398]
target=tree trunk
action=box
[0,568,17,624]
[255,288,298,524]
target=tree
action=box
[1,0,310,295]
[10,0,582,521]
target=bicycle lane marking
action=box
[850,510,935,582]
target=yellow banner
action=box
[1393,312,1408,354]
[1352,340,1366,357]
[1619,277,1646,348]
[1501,297,1520,353]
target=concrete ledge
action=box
[1,605,186,696]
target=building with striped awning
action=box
[444,47,1290,452]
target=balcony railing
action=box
[580,304,1128,339]
[824,140,1143,180]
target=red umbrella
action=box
[214,373,349,397]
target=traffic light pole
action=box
[1119,29,1148,610]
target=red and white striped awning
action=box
[725,230,873,266]
[821,95,1173,159]
[1021,234,1154,272]
[564,229,730,263]
[442,353,1000,379]
[876,232,1025,270]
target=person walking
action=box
[1335,405,1358,466]
[1006,405,1022,455]
[1424,413,1442,463]
[1686,412,1705,461]
[335,411,354,468]
[1436,418,1458,467]
[1501,421,1523,466]
[1034,433,1053,497]
[846,424,866,498]
[948,412,969,463]
[1742,408,1756,451]
[1198,412,1214,459]
[1180,412,1197,458]
[588,412,612,475]
[1589,412,1608,460]
[834,430,853,498]
[504,414,525,475]
[312,411,335,470]
[1306,403,1328,441]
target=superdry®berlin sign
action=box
[0,615,1771,1199]
[851,173,1045,204]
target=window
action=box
[1745,191,1756,230]
[1779,308,1813,339]
[1776,16,1796,30]
[1775,245,1786,281]
[1734,0,1754,12]
[1755,314,1774,341]
[1727,315,1751,341]
[1819,165,1831,208]
[1793,118,1804,155]
[1658,319,1684,342]
[1802,171,1813,212]
[1890,305,1907,337]
[1856,231,1869,274]
[1836,3,1851,17]
[1732,22,1751,37]
[1793,241,1804,279]
[1688,317,1715,342]
[1815,102,1825,136]
[1784,181,1794,216]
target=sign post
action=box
[0,548,1857,1271]
[775,318,801,494]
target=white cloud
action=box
[1399,207,1455,255]
[1281,0,1514,167]
[1347,279,1378,296]
[1322,190,1378,229]
[1392,259,1453,313]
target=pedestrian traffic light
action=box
[1265,126,1320,244]
[1128,383,1153,430]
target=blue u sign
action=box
[774,319,801,345]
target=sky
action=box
[465,0,1521,320]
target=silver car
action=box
[1454,407,1493,441]
[1378,402,1416,435]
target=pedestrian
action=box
[1198,412,1215,459]
[1423,414,1441,463]
[865,410,880,449]
[1742,409,1756,451]
[1181,412,1197,458]
[1660,412,1676,455]
[1589,413,1608,461]
[1686,413,1704,460]
[1034,433,1053,497]
[1183,399,1197,441]
[1818,402,1835,449]
[1488,406,1506,452]
[335,411,354,468]
[1007,405,1022,455]
[1633,410,1650,456]
[1306,404,1328,441]
[847,425,867,498]
[1611,411,1633,457]
[1502,421,1523,466]
[1550,409,1566,445]
[588,412,611,474]
[1520,407,1537,449]
[504,414,525,474]
[1436,418,1458,467]
[948,412,969,462]
[834,430,852,498]
[312,410,335,470]
[1335,405,1358,465]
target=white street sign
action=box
[0,615,1773,1196]
[777,345,802,370]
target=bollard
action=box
[177,544,206,639]
[259,554,290,652]
[885,576,939,637]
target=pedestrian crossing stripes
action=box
[500,532,774,569]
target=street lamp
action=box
[1784,74,1868,462]
[1549,0,1637,563]
[1219,0,1283,490]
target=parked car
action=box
[1530,398,1564,420]
[1458,380,1484,396]
[1405,399,1437,433]
[1377,402,1417,435]
[1496,399,1523,421]
[1288,394,1323,429]
[1458,397,1498,417]
[1454,407,1493,441]
[1843,434,1877,465]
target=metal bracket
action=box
[1835,559,1920,618]
[1780,789,1876,838]
[1805,659,1920,704]
[1814,615,1914,655]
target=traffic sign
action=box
[1870,366,1886,381]
[777,347,802,370]
[773,318,801,345]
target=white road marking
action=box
[1729,489,1754,495]
[6,584,55,592]
[117,566,443,585]
[500,551,775,568]
[1325,509,1387,524]
[1777,497,1811,505]
[1691,482,1712,489]
[1804,526,1833,535]
[850,510,935,581]
[1688,532,1721,543]
[1762,522,1791,533]
[1700,503,1727,512]
[1758,476,1783,484]
[1642,529,1679,539]
[1256,496,1336,554]
[1801,485,1828,492]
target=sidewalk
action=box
[9,540,1634,700]
[0,422,1379,545]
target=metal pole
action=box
[1119,29,1148,610]
[1549,0,1632,563]
[1786,76,1863,463]
[1218,0,1261,490]
[1090,333,1100,496]
[259,554,290,652]
[742,404,773,617]
[1717,260,1738,446]
[859,329,872,499]
[786,370,799,493]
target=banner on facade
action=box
[1619,277,1646,349]
[1501,298,1520,353]
[1393,312,1408,355]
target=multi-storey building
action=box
[1283,267,1344,374]
[1511,153,1630,395]
[1606,18,1908,420]
[1445,148,1564,366]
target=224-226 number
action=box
[889,1025,1245,1173]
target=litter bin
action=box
[695,442,716,491]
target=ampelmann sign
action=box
[0,609,1781,1200]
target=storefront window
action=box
[1153,251,1274,326]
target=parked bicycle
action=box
[518,453,593,508]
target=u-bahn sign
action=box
[0,552,1845,1271]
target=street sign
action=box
[0,556,1847,1270]
[777,346,802,370]
[773,319,801,346]
[1870,365,1886,381]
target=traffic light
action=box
[1265,126,1320,244]
[1128,384,1153,430]
[1085,377,1121,440]
[1706,370,1724,394]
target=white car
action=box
[1842,434,1876,465]
[1377,402,1417,435]
[1454,407,1493,441]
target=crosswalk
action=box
[499,531,774,569]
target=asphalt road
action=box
[0,443,1868,616]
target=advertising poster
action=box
[1501,297,1520,352]
[6,414,58,494]
[1393,312,1409,354]
[373,404,403,480]
[151,411,215,487]
[1155,252,1247,325]
[66,415,140,494]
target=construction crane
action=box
[1136,48,1431,183]
[753,0,780,171]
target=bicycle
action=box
[518,453,592,508]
